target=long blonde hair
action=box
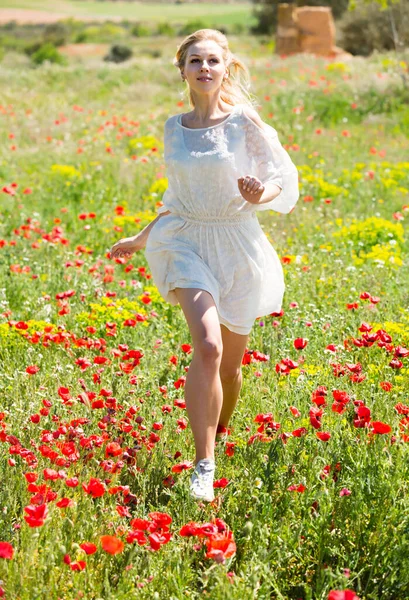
[173,29,258,110]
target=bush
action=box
[103,44,133,64]
[131,23,153,38]
[155,22,176,37]
[339,0,409,56]
[43,22,68,47]
[30,42,67,66]
[178,19,211,36]
[75,23,127,44]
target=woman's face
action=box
[182,41,227,93]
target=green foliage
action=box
[131,22,154,37]
[30,42,67,66]
[155,22,176,37]
[103,44,133,64]
[178,19,213,36]
[339,0,409,55]
[75,22,128,44]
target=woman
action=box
[110,29,299,503]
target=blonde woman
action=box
[110,29,299,502]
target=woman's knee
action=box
[195,336,223,364]
[219,365,242,385]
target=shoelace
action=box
[192,461,215,486]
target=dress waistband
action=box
[171,211,256,225]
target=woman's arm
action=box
[136,210,172,246]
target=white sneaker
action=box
[190,458,215,502]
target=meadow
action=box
[0,33,409,600]
[0,0,254,27]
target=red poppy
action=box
[24,503,48,527]
[79,542,97,555]
[371,421,392,434]
[82,477,106,498]
[289,406,301,417]
[171,460,193,473]
[26,365,40,375]
[0,542,14,559]
[100,535,124,555]
[328,591,360,600]
[294,337,308,350]
[309,406,323,429]
[213,478,229,488]
[56,498,74,508]
[205,531,236,563]
[292,427,308,438]
[179,522,201,537]
[287,484,306,493]
[316,432,331,442]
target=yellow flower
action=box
[51,164,81,178]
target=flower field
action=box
[0,38,409,599]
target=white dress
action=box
[144,103,299,335]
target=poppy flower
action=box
[328,591,360,600]
[339,488,352,497]
[370,421,392,434]
[24,503,48,527]
[171,460,193,473]
[294,338,308,350]
[0,542,14,559]
[213,478,229,488]
[82,477,106,498]
[292,427,307,438]
[79,542,97,555]
[205,530,236,563]
[287,484,306,493]
[179,522,201,537]
[316,432,331,442]
[100,535,124,555]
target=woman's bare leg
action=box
[174,288,223,464]
[218,324,250,430]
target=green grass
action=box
[0,0,255,25]
[0,36,409,600]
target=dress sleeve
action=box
[245,118,299,214]
[155,116,179,216]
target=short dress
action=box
[144,103,300,335]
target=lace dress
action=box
[144,103,299,335]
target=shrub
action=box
[339,0,409,56]
[178,19,211,36]
[30,42,67,66]
[43,22,68,47]
[131,23,152,38]
[75,23,127,44]
[156,22,176,37]
[103,44,133,64]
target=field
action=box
[0,1,254,26]
[0,33,409,600]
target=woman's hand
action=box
[237,175,265,205]
[109,234,145,260]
